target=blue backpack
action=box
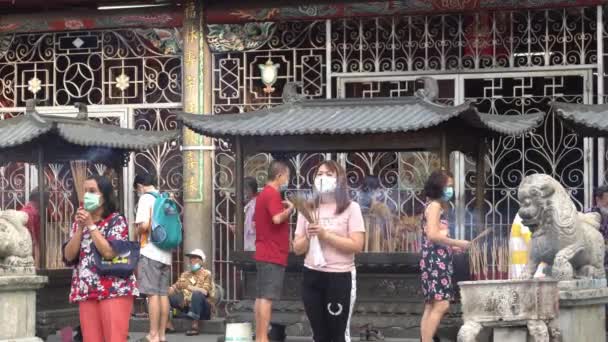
[146,192,182,250]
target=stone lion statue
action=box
[517,174,605,280]
[0,210,34,274]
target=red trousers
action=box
[79,296,134,342]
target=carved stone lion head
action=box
[0,210,31,254]
[517,174,577,233]
[0,209,29,228]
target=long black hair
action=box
[316,160,351,215]
[87,175,118,218]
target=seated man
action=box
[167,249,215,336]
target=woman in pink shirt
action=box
[293,161,365,342]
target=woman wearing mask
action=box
[293,161,365,342]
[63,176,138,342]
[419,170,470,342]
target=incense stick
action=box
[290,192,319,224]
[70,160,88,204]
[471,228,492,244]
[468,227,510,280]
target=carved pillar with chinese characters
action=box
[182,0,213,266]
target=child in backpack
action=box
[134,173,172,342]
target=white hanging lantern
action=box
[258,59,280,94]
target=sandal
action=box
[185,329,200,336]
[360,325,385,341]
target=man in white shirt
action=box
[134,173,172,342]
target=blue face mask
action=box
[191,263,202,272]
[442,186,454,201]
[279,175,289,191]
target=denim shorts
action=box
[256,262,285,301]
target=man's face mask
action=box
[279,174,289,191]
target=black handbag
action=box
[92,215,140,278]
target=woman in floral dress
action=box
[419,170,470,342]
[63,175,138,342]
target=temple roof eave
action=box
[176,97,544,154]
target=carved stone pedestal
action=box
[0,275,48,341]
[457,279,560,342]
[558,279,608,342]
[493,327,528,342]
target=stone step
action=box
[216,338,424,342]
[129,317,226,335]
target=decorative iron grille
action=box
[0,28,183,272]
[330,8,597,73]
[0,112,26,210]
[0,28,182,107]
[212,5,606,301]
[462,74,587,240]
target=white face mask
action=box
[315,175,337,193]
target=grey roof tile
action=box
[552,101,608,133]
[0,112,178,150]
[177,97,544,137]
[0,115,52,148]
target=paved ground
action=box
[46,332,222,342]
[46,332,422,342]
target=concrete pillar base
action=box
[559,279,608,342]
[0,275,47,341]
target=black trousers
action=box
[302,268,356,342]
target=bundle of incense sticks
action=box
[290,191,326,266]
[471,228,493,244]
[290,192,320,224]
[368,200,392,252]
[468,228,509,279]
[70,160,88,204]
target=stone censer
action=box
[458,279,560,341]
[458,174,608,342]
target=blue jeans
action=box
[169,291,211,321]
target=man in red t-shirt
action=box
[254,160,293,342]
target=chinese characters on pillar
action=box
[182,0,204,202]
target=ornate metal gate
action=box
[0,29,184,272]
[460,72,592,239]
[211,5,607,301]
